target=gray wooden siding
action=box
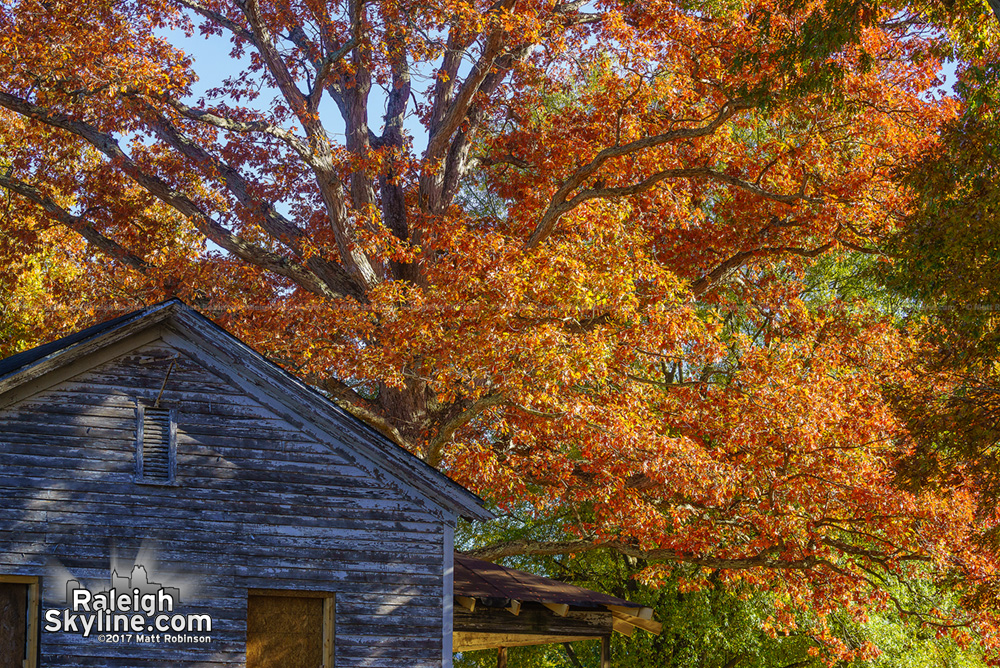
[0,341,449,667]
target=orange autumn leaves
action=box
[1,0,998,659]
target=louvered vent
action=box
[141,408,172,481]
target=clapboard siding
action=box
[0,339,453,667]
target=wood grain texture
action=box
[0,339,453,667]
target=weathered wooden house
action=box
[0,299,493,667]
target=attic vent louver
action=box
[136,405,175,484]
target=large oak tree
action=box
[2,0,999,657]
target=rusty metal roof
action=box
[452,553,662,639]
[454,553,637,609]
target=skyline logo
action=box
[64,564,182,617]
[44,558,211,644]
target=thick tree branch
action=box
[467,536,924,575]
[166,99,312,160]
[424,23,507,165]
[141,103,367,300]
[237,0,309,115]
[308,35,356,114]
[425,394,506,467]
[526,98,754,247]
[467,538,810,570]
[426,29,470,152]
[285,26,355,138]
[438,44,533,211]
[0,173,150,272]
[420,0,517,215]
[559,166,821,215]
[341,0,379,251]
[690,242,836,297]
[323,376,411,449]
[379,24,420,282]
[0,91,354,301]
[235,0,379,289]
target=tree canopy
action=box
[2,0,999,660]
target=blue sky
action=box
[159,26,432,154]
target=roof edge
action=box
[0,300,183,394]
[168,306,493,522]
[0,298,491,522]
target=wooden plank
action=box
[606,604,648,619]
[611,618,635,636]
[563,642,585,668]
[453,632,605,652]
[442,524,454,666]
[250,589,337,598]
[453,607,613,636]
[609,610,662,635]
[323,596,335,668]
[26,579,39,668]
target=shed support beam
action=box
[542,602,569,617]
[601,636,611,668]
[497,646,508,668]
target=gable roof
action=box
[0,299,492,522]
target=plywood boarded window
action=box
[135,404,176,484]
[0,576,38,668]
[247,591,334,668]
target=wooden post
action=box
[497,646,508,668]
[600,635,611,668]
